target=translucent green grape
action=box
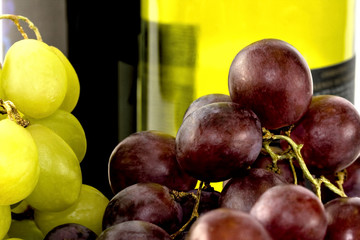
[0,119,39,205]
[25,124,82,212]
[1,39,67,119]
[0,205,11,239]
[7,220,44,240]
[34,184,109,236]
[28,110,87,162]
[0,68,8,121]
[50,46,80,113]
[0,66,6,100]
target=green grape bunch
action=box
[0,14,95,239]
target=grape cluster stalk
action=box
[0,14,42,41]
[0,99,29,127]
[169,182,205,239]
[261,127,347,200]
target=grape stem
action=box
[0,14,42,41]
[262,128,347,200]
[170,181,205,239]
[0,99,29,127]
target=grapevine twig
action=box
[170,181,204,239]
[288,158,298,185]
[0,14,42,41]
[262,128,347,200]
[0,99,29,127]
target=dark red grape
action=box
[220,168,287,212]
[252,153,297,184]
[321,157,360,203]
[176,102,262,182]
[108,130,197,194]
[44,223,97,240]
[183,93,231,119]
[250,184,327,240]
[97,221,172,240]
[228,38,313,130]
[342,155,360,197]
[324,197,360,239]
[102,182,183,234]
[290,95,360,175]
[187,208,272,240]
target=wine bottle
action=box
[138,0,356,136]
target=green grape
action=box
[1,39,67,119]
[49,46,80,112]
[0,119,39,205]
[0,205,11,240]
[0,114,6,121]
[0,114,7,121]
[25,124,82,212]
[7,220,44,240]
[34,184,109,236]
[10,200,29,215]
[0,68,7,121]
[28,110,87,162]
[0,66,6,100]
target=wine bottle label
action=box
[311,56,356,103]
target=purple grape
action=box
[97,221,172,240]
[108,130,197,194]
[324,197,360,239]
[252,153,297,184]
[102,182,183,234]
[44,223,97,240]
[183,93,231,119]
[250,184,327,240]
[220,168,287,212]
[187,208,272,240]
[290,95,360,175]
[343,156,360,197]
[228,38,313,130]
[176,102,262,182]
